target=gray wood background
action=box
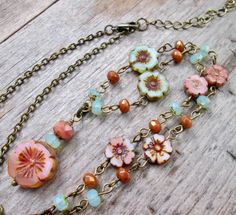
[0,0,236,214]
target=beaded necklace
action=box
[32,41,228,214]
[0,1,235,214]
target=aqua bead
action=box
[196,96,211,109]
[43,133,62,150]
[190,53,199,64]
[198,50,208,58]
[91,99,103,116]
[201,44,210,53]
[170,101,183,116]
[86,189,101,207]
[89,88,101,98]
[53,194,69,211]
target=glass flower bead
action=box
[138,71,169,101]
[86,189,101,207]
[8,140,58,189]
[129,45,159,73]
[53,194,69,211]
[170,101,183,116]
[196,95,211,109]
[43,133,62,150]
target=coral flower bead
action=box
[8,140,58,189]
[53,120,74,141]
[119,99,130,113]
[107,71,120,84]
[172,49,183,63]
[149,120,161,133]
[180,115,192,129]
[116,167,130,183]
[83,172,98,188]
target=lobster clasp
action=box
[115,22,139,33]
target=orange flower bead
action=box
[119,99,130,113]
[116,167,130,183]
[175,40,185,52]
[172,49,183,63]
[180,115,192,129]
[149,120,161,133]
[107,71,120,84]
[83,172,97,188]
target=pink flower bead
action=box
[8,140,58,189]
[204,64,228,87]
[105,137,135,167]
[184,74,208,97]
[53,120,74,141]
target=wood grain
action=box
[0,0,236,214]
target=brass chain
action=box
[0,32,128,166]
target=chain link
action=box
[0,32,127,166]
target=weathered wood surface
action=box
[0,0,236,214]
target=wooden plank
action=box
[0,0,236,214]
[0,0,59,44]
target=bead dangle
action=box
[33,41,229,214]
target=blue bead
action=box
[201,44,210,53]
[170,101,183,116]
[89,88,101,98]
[53,194,69,211]
[190,53,199,64]
[196,96,211,109]
[92,99,103,116]
[43,133,62,150]
[86,189,101,207]
[198,50,208,58]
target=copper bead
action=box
[172,49,183,63]
[107,71,120,85]
[149,120,161,133]
[119,99,130,113]
[83,172,97,188]
[116,167,130,183]
[175,40,185,52]
[180,115,192,129]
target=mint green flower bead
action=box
[196,96,210,109]
[170,101,183,116]
[92,99,103,116]
[53,194,69,211]
[86,189,101,207]
[44,133,62,150]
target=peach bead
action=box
[119,99,130,113]
[149,120,161,133]
[8,140,57,189]
[83,172,97,188]
[53,120,74,141]
[180,115,192,129]
[107,71,120,84]
[116,167,130,183]
[172,49,183,63]
[175,40,185,52]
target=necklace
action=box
[0,0,235,214]
[31,41,228,214]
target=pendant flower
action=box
[143,134,173,165]
[184,74,208,97]
[105,137,135,167]
[138,71,169,101]
[129,45,159,73]
[8,140,58,189]
[203,64,228,87]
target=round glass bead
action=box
[43,133,62,150]
[92,99,103,116]
[53,194,69,211]
[86,189,101,207]
[89,88,101,98]
[170,101,183,116]
[201,44,210,53]
[196,95,211,109]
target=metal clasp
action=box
[115,22,139,33]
